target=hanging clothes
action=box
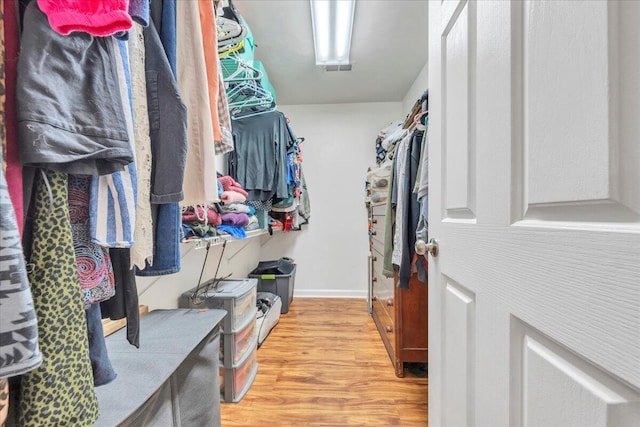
[85,303,117,387]
[0,378,7,426]
[89,37,138,248]
[4,0,23,233]
[228,111,290,202]
[415,195,429,284]
[100,248,140,348]
[0,162,41,379]
[149,0,177,75]
[68,175,115,305]
[415,91,429,200]
[36,0,133,37]
[382,147,397,278]
[136,0,186,277]
[17,2,133,176]
[397,128,424,289]
[176,0,219,207]
[143,17,186,205]
[391,132,411,267]
[128,22,155,269]
[199,0,234,155]
[0,0,5,167]
[19,171,99,427]
[298,168,311,223]
[128,0,150,26]
[216,61,234,154]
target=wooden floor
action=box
[221,298,428,427]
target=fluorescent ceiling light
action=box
[310,0,355,66]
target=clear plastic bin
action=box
[178,278,257,332]
[219,339,258,403]
[220,309,258,366]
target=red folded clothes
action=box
[181,205,221,226]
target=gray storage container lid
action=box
[251,258,295,275]
[186,278,257,300]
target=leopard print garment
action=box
[0,378,7,427]
[19,171,99,426]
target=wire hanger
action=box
[189,240,232,305]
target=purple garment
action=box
[220,212,249,227]
[128,0,149,26]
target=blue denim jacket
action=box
[137,2,185,276]
[144,18,187,203]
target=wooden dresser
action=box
[368,203,428,377]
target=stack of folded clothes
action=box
[180,176,262,240]
[217,176,260,238]
[181,205,222,240]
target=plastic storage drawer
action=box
[249,265,296,314]
[220,308,258,366]
[220,339,258,403]
[178,278,257,332]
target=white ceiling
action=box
[233,0,428,105]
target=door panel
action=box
[514,0,640,225]
[443,278,476,427]
[443,0,476,220]
[523,1,610,207]
[511,318,640,427]
[429,1,640,426]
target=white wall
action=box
[260,102,403,298]
[402,3,429,114]
[402,61,429,115]
[137,234,270,310]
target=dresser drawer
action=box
[372,298,396,361]
[371,260,395,322]
[369,217,386,246]
[371,246,393,284]
[371,203,386,216]
[371,238,385,261]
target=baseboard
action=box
[293,289,367,299]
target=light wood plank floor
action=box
[221,298,428,427]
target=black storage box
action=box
[249,259,296,314]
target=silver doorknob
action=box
[415,238,439,257]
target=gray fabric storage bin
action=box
[94,309,226,427]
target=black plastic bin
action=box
[249,259,296,314]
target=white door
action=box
[428,1,640,426]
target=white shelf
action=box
[182,227,282,250]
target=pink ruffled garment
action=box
[217,176,248,197]
[37,0,132,36]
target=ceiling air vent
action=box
[324,64,352,72]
